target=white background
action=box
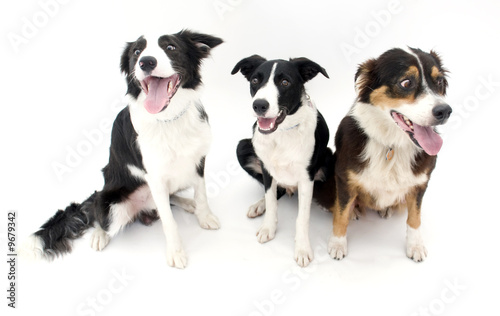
[2,0,500,315]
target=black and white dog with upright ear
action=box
[232,55,332,267]
[20,30,223,269]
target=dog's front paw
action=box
[406,244,427,262]
[166,247,187,269]
[406,226,427,262]
[90,226,110,251]
[294,245,314,267]
[328,235,347,260]
[197,213,220,230]
[256,224,276,243]
[248,198,266,218]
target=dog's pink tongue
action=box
[144,77,169,114]
[413,123,443,156]
[258,117,276,130]
[258,117,277,130]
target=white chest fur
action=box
[129,92,211,192]
[351,102,428,209]
[354,139,428,209]
[252,103,317,186]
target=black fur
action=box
[34,192,96,258]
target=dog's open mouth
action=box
[257,110,287,134]
[140,74,181,114]
[391,111,443,156]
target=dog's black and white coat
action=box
[232,55,331,267]
[21,30,223,268]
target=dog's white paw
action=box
[256,224,276,243]
[247,198,266,218]
[406,225,427,262]
[377,208,393,219]
[406,244,427,262]
[294,245,314,267]
[166,247,187,269]
[197,212,220,230]
[328,235,347,260]
[90,226,110,251]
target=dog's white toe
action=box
[90,226,110,251]
[328,235,347,260]
[377,208,393,219]
[166,248,187,269]
[248,198,266,218]
[256,224,276,243]
[294,245,314,267]
[406,225,427,262]
[197,212,220,230]
[407,244,427,262]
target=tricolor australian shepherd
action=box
[232,55,332,267]
[21,30,223,269]
[315,47,452,262]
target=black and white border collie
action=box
[232,55,332,267]
[315,47,452,262]
[20,30,223,269]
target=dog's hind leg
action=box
[237,138,286,218]
[91,185,152,251]
[170,195,196,214]
[192,156,220,230]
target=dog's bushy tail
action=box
[313,148,337,210]
[19,192,97,260]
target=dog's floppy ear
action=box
[354,58,377,101]
[290,58,329,82]
[231,55,267,81]
[181,30,223,58]
[120,41,134,76]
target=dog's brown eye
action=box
[167,45,176,51]
[436,77,444,86]
[400,79,412,89]
[281,79,290,87]
[251,78,259,85]
[134,49,141,56]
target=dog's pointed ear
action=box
[290,58,329,82]
[181,30,223,58]
[120,41,134,76]
[231,55,267,81]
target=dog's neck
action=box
[351,102,422,163]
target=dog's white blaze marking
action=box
[134,36,176,82]
[252,62,280,118]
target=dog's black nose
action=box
[432,104,452,122]
[253,99,269,116]
[139,56,157,72]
